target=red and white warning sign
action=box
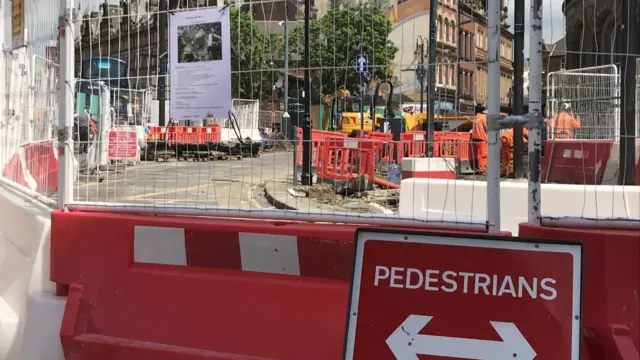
[343,230,582,360]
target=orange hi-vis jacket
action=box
[500,127,529,147]
[549,111,581,139]
[472,113,488,140]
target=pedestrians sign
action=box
[355,54,368,73]
[343,230,583,360]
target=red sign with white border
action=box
[344,230,582,360]
[108,131,138,159]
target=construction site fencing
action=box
[258,110,284,132]
[1,3,59,204]
[0,0,635,229]
[546,65,621,141]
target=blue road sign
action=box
[355,54,368,73]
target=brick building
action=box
[387,0,514,114]
[471,2,513,111]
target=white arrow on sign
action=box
[357,56,367,72]
[386,315,536,360]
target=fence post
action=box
[486,0,501,233]
[527,0,543,225]
[0,3,6,168]
[56,0,75,209]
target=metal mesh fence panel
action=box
[61,0,508,230]
[546,65,620,140]
[1,0,59,202]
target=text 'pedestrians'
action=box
[373,266,557,300]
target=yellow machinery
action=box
[322,89,380,135]
[412,113,475,132]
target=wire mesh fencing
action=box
[1,1,59,203]
[58,0,499,229]
[0,0,635,229]
[544,0,639,225]
[70,132,500,227]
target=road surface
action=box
[74,152,294,209]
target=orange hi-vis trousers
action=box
[473,139,488,174]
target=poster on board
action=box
[170,7,231,121]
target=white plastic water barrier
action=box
[0,184,65,360]
[399,178,640,235]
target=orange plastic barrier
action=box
[519,223,640,360]
[146,126,169,141]
[146,125,222,144]
[435,132,472,161]
[51,211,506,360]
[295,128,346,168]
[316,138,375,182]
[181,126,199,144]
[200,126,221,142]
[366,132,393,141]
[400,131,427,159]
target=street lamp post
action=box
[415,36,426,114]
[282,0,290,123]
[300,0,314,186]
[426,0,438,157]
[158,0,168,126]
[358,43,366,131]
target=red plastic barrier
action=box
[1,152,32,189]
[519,223,640,360]
[1,140,58,193]
[22,140,58,194]
[541,140,615,184]
[51,211,508,359]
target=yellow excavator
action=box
[321,89,380,134]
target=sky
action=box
[506,0,566,57]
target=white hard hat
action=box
[482,110,488,114]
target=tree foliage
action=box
[230,8,284,100]
[289,3,398,103]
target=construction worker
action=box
[549,102,580,139]
[76,107,91,154]
[471,108,488,174]
[500,127,529,176]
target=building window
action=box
[451,65,456,85]
[469,34,474,56]
[451,22,456,44]
[444,20,449,43]
[444,64,449,85]
[461,33,466,58]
